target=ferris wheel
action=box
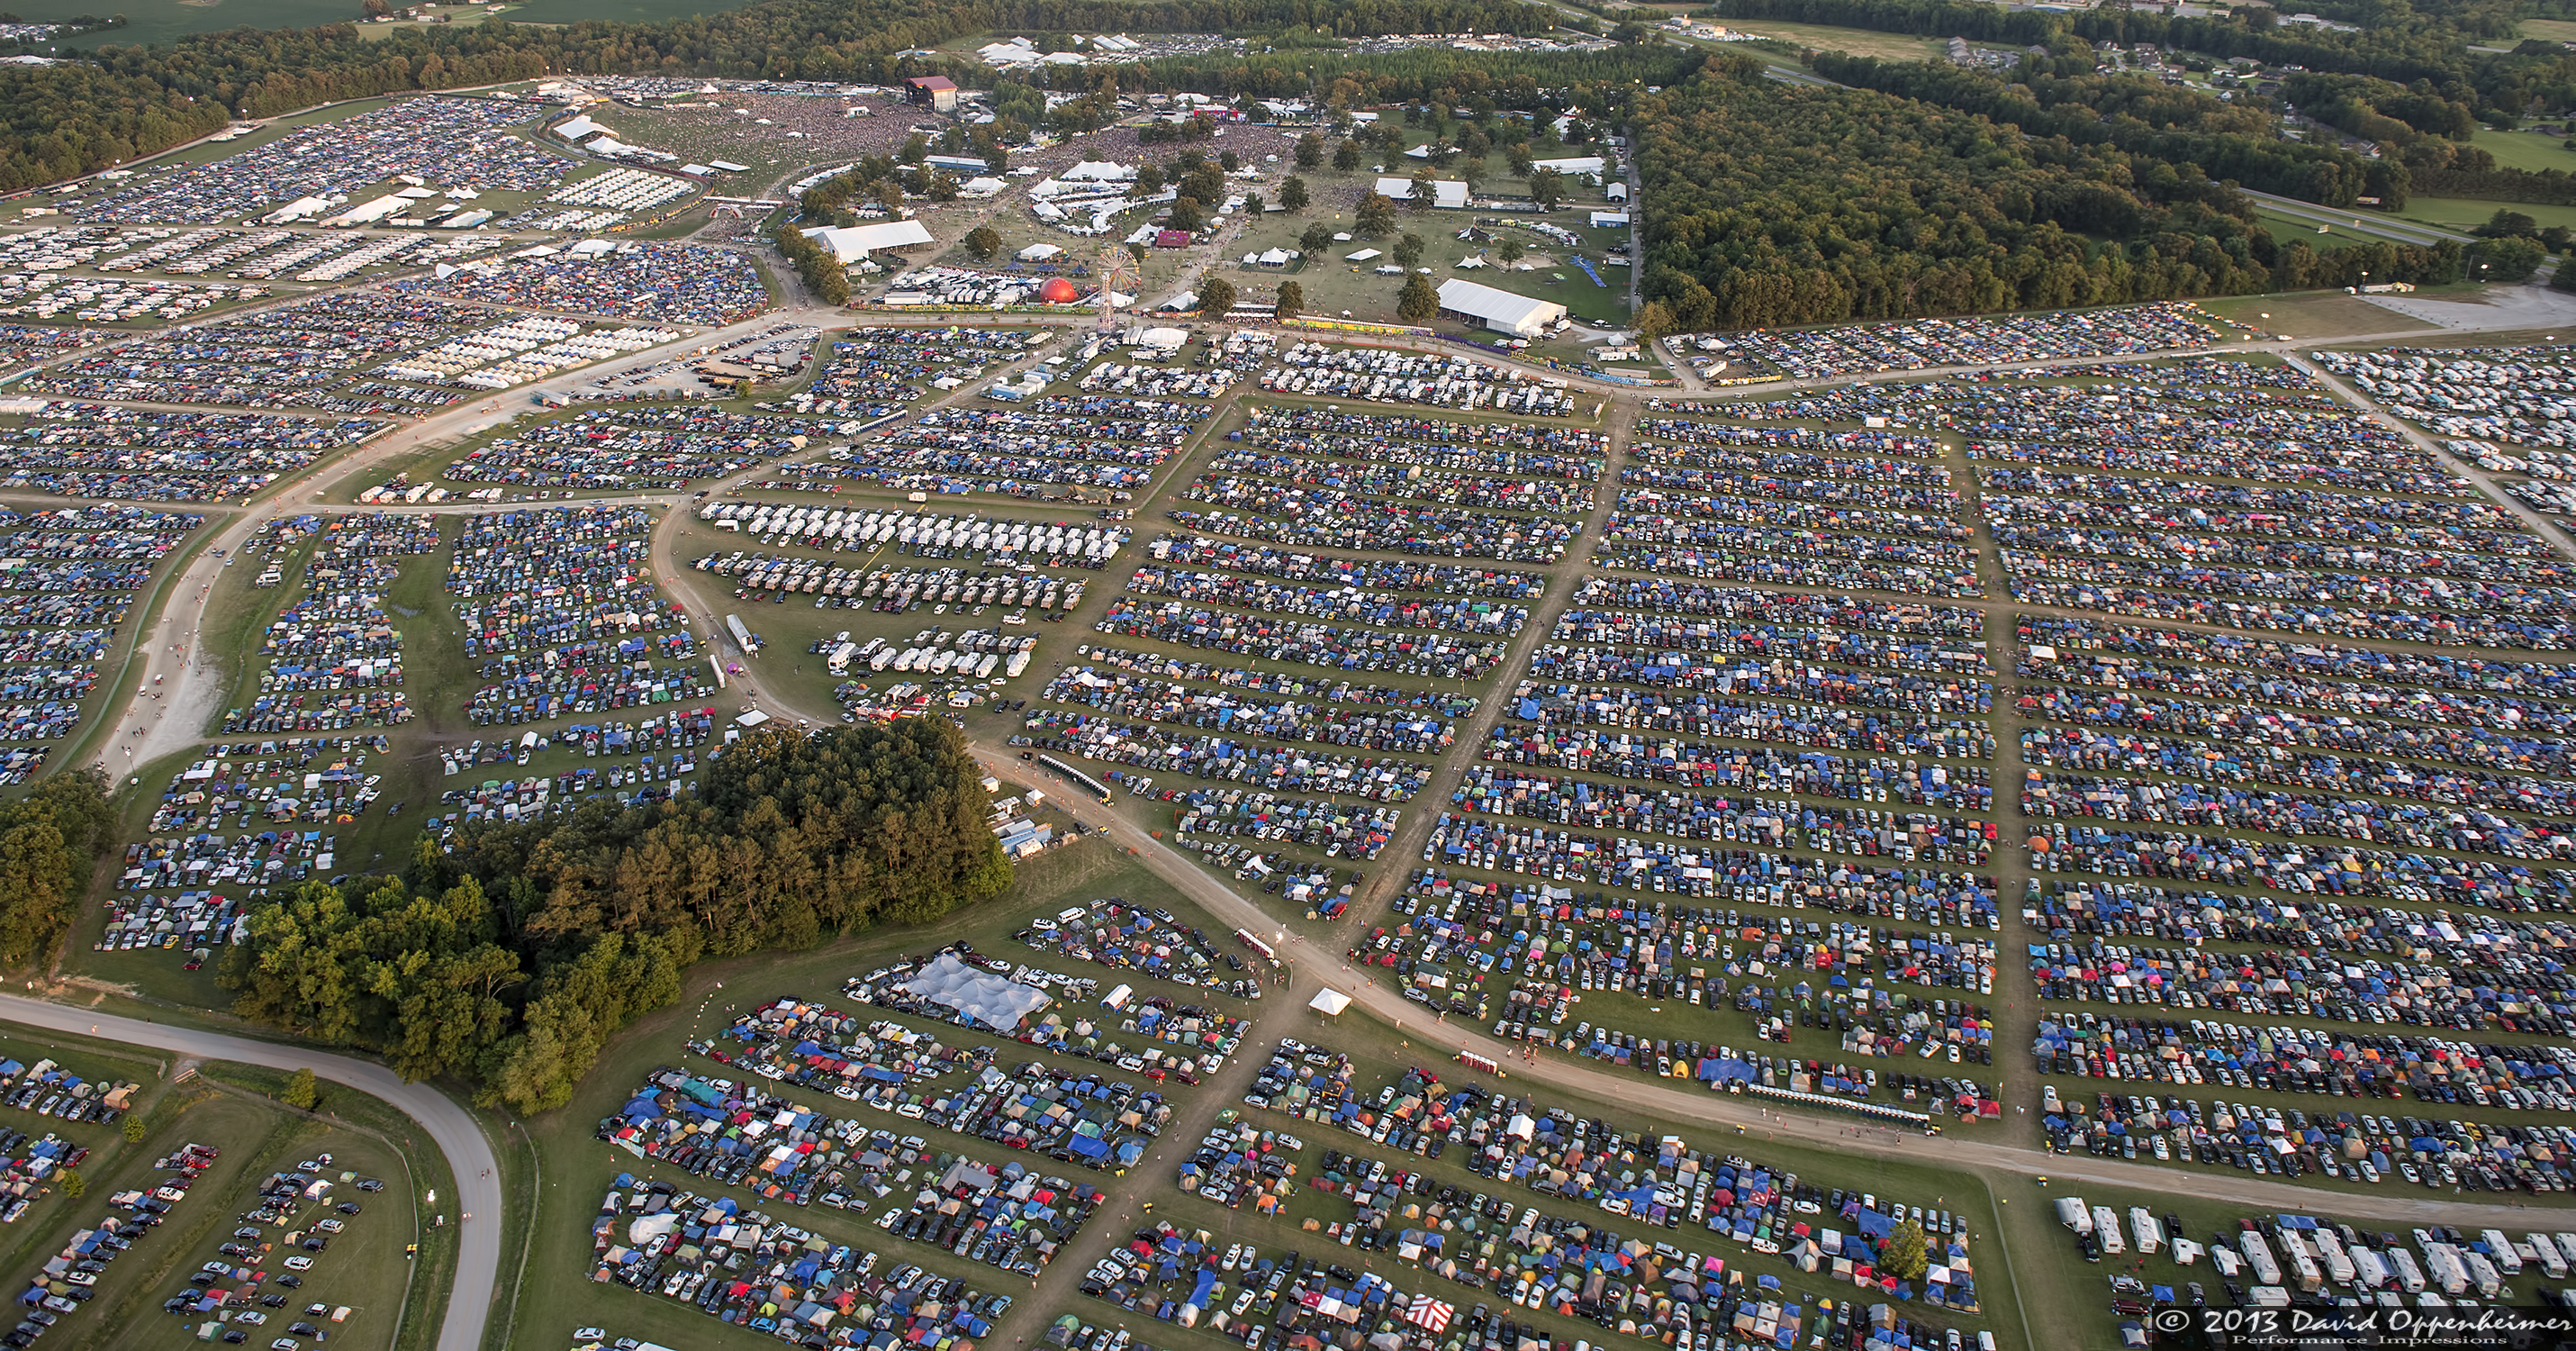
[1095,240,1139,331]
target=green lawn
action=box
[2472,127,2576,174]
[2402,195,2576,232]
[1716,19,1945,62]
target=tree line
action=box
[1637,54,2471,332]
[221,721,1010,1114]
[0,770,114,971]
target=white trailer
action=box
[2094,1208,2124,1254]
[2054,1198,2091,1234]
[2239,1232,2282,1286]
[2129,1208,2164,1256]
[2387,1247,2425,1294]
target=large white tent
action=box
[1309,988,1352,1016]
[899,952,1052,1029]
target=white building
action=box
[1434,278,1566,337]
[1375,177,1469,209]
[801,218,935,263]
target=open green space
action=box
[2196,290,2435,338]
[1716,20,1946,62]
[495,0,751,24]
[2470,126,2576,174]
[2402,195,2576,232]
[25,0,359,50]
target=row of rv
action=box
[824,632,1035,679]
[2058,1199,2571,1304]
[696,503,1128,566]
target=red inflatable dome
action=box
[1039,277,1081,304]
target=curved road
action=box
[961,746,2574,1230]
[0,997,502,1351]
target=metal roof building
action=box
[1434,277,1567,337]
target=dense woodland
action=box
[0,770,114,973]
[221,721,1010,1114]
[1636,53,2472,331]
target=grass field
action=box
[496,0,753,23]
[2401,195,2576,232]
[2255,210,2367,249]
[2520,16,2576,41]
[1716,20,1945,61]
[2197,291,2437,339]
[2472,127,2576,174]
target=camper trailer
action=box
[2056,1198,2092,1234]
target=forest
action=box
[221,720,1011,1114]
[0,770,114,973]
[1636,53,2468,331]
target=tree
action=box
[963,225,1000,261]
[1397,272,1439,322]
[1395,232,1424,269]
[899,133,927,165]
[122,1115,144,1145]
[1198,271,1236,316]
[1279,176,1310,213]
[281,1068,320,1111]
[1879,1220,1930,1282]
[1496,236,1525,266]
[360,0,391,14]
[2476,208,2540,239]
[59,1171,80,1200]
[1528,168,1564,212]
[1300,222,1333,255]
[1244,192,1265,216]
[0,769,112,971]
[2472,234,2547,283]
[1408,167,1439,211]
[1296,131,1324,168]
[1333,138,1363,172]
[1133,164,1164,196]
[1276,280,1304,320]
[1168,196,1204,233]
[1219,150,1240,172]
[1635,299,1677,342]
[1356,192,1396,237]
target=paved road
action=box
[2240,190,2472,246]
[0,996,502,1351]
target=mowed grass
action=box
[2402,195,2576,232]
[26,0,358,49]
[498,0,756,23]
[2472,127,2576,174]
[2255,211,2367,249]
[2521,17,2576,41]
[2196,291,2436,339]
[1717,20,1945,62]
